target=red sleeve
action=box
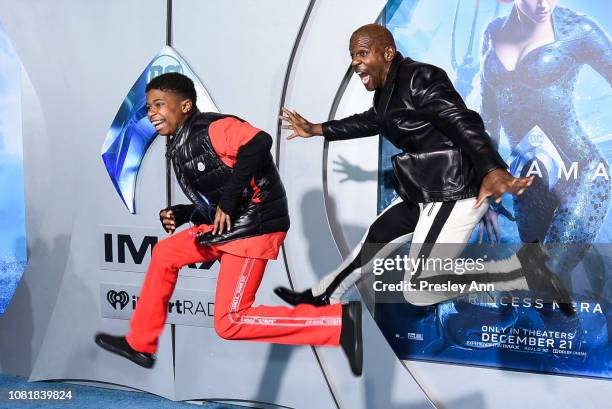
[208,117,262,168]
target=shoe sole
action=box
[548,275,575,317]
[518,244,575,317]
[351,302,363,376]
[94,336,155,369]
[349,301,363,376]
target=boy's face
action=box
[146,89,193,136]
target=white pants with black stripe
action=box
[311,197,528,305]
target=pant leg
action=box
[127,228,220,353]
[403,198,528,306]
[312,197,419,302]
[213,253,343,346]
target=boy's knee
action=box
[150,236,186,270]
[214,311,239,339]
[214,314,238,340]
[151,237,171,259]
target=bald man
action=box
[276,24,574,315]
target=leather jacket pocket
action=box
[392,148,464,198]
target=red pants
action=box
[126,228,342,353]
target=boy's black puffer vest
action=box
[167,110,290,245]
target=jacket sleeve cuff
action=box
[217,197,240,216]
[321,121,339,141]
[475,151,507,180]
[160,204,194,229]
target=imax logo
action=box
[104,232,157,266]
[100,227,159,272]
[100,226,217,278]
[104,233,157,265]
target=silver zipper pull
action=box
[427,203,436,216]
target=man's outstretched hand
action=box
[213,207,231,235]
[474,168,533,208]
[279,107,322,140]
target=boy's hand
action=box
[213,207,231,235]
[159,209,176,234]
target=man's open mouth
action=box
[356,71,371,85]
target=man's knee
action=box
[365,219,398,244]
[363,227,392,259]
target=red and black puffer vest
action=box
[167,110,290,245]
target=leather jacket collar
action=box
[374,52,410,115]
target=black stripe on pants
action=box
[411,202,456,280]
[321,199,419,299]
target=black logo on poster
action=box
[103,232,215,270]
[107,290,129,310]
[104,233,157,264]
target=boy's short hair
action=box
[146,72,197,106]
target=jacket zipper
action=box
[427,203,436,216]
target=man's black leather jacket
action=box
[322,52,506,203]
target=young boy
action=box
[95,73,363,376]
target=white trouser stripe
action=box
[227,258,341,327]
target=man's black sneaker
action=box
[273,287,329,306]
[517,243,575,317]
[94,333,155,369]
